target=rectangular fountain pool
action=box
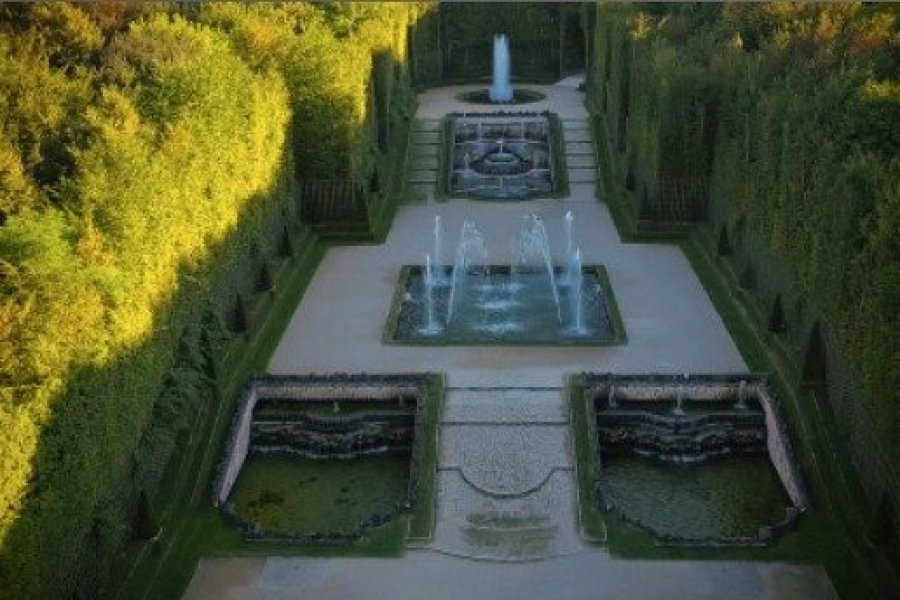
[383,264,626,346]
[445,113,564,200]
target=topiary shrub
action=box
[768,294,786,334]
[717,224,732,256]
[232,293,250,333]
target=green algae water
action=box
[231,454,410,534]
[599,454,791,541]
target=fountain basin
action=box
[383,264,626,346]
[443,113,565,201]
[456,89,546,105]
[578,374,809,546]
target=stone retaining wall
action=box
[213,374,431,507]
[582,373,810,545]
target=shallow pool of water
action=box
[599,453,791,541]
[231,454,410,535]
[386,266,622,345]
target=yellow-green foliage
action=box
[200,3,419,181]
[0,3,426,597]
[590,3,900,483]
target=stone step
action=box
[410,144,440,158]
[414,123,442,134]
[412,131,440,144]
[565,142,594,156]
[410,158,438,169]
[443,388,566,424]
[564,130,592,143]
[409,170,438,184]
[568,168,596,183]
[566,154,596,169]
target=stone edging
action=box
[580,372,810,546]
[211,373,436,543]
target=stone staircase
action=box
[408,119,442,202]
[428,387,582,561]
[561,119,597,186]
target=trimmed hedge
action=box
[0,4,424,598]
[588,1,899,540]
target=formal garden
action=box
[0,3,897,599]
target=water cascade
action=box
[673,385,686,416]
[736,379,748,410]
[489,34,513,103]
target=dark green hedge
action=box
[0,4,422,598]
[588,1,899,523]
[409,2,586,88]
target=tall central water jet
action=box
[489,34,513,103]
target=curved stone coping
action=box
[438,465,573,499]
[601,502,802,548]
[455,89,547,105]
[413,545,583,564]
[439,423,571,494]
[465,521,557,535]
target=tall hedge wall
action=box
[588,1,899,530]
[0,4,423,598]
[407,2,586,88]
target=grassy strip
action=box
[595,264,626,345]
[408,374,445,543]
[568,375,607,543]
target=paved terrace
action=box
[184,82,835,600]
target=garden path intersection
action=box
[184,82,836,599]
